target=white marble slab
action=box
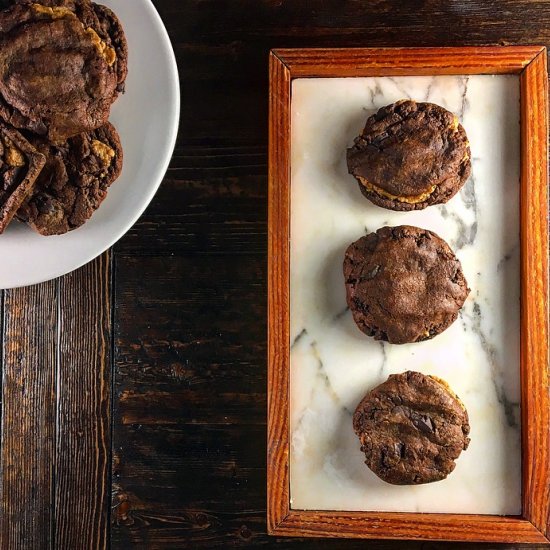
[290,75,521,515]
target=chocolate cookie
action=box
[353,371,470,485]
[347,100,471,211]
[0,2,126,141]
[0,121,45,233]
[344,226,469,344]
[17,122,122,235]
[0,1,127,90]
[88,2,128,93]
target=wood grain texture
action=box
[274,46,544,76]
[55,254,112,550]
[279,511,547,544]
[0,254,112,549]
[267,51,291,534]
[520,50,550,538]
[111,255,266,548]
[110,0,550,547]
[0,283,57,549]
[115,176,266,257]
[268,46,550,543]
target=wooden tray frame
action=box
[267,47,549,544]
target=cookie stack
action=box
[345,100,472,485]
[0,0,127,235]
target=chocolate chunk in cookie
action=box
[0,2,125,141]
[347,100,471,211]
[343,225,470,344]
[17,122,122,235]
[353,371,470,485]
[0,121,45,233]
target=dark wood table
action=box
[1,1,548,548]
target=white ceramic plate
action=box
[0,0,180,289]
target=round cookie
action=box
[353,371,470,485]
[343,225,469,344]
[17,122,123,235]
[0,1,128,92]
[0,2,126,141]
[347,100,471,211]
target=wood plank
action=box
[112,424,267,546]
[112,255,265,424]
[0,283,57,549]
[115,176,266,257]
[154,0,550,50]
[54,253,112,550]
[520,50,550,538]
[111,254,266,547]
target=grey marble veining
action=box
[289,75,521,514]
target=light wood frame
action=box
[267,47,549,543]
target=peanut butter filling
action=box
[451,115,459,132]
[358,175,436,204]
[451,116,472,164]
[2,138,25,167]
[32,3,74,19]
[91,140,115,166]
[85,28,116,66]
[429,375,467,411]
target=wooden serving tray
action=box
[267,47,549,543]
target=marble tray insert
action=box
[290,75,521,515]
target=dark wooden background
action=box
[1,1,549,549]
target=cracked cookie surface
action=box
[17,122,122,235]
[343,225,470,344]
[0,2,127,141]
[347,100,471,211]
[353,371,470,485]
